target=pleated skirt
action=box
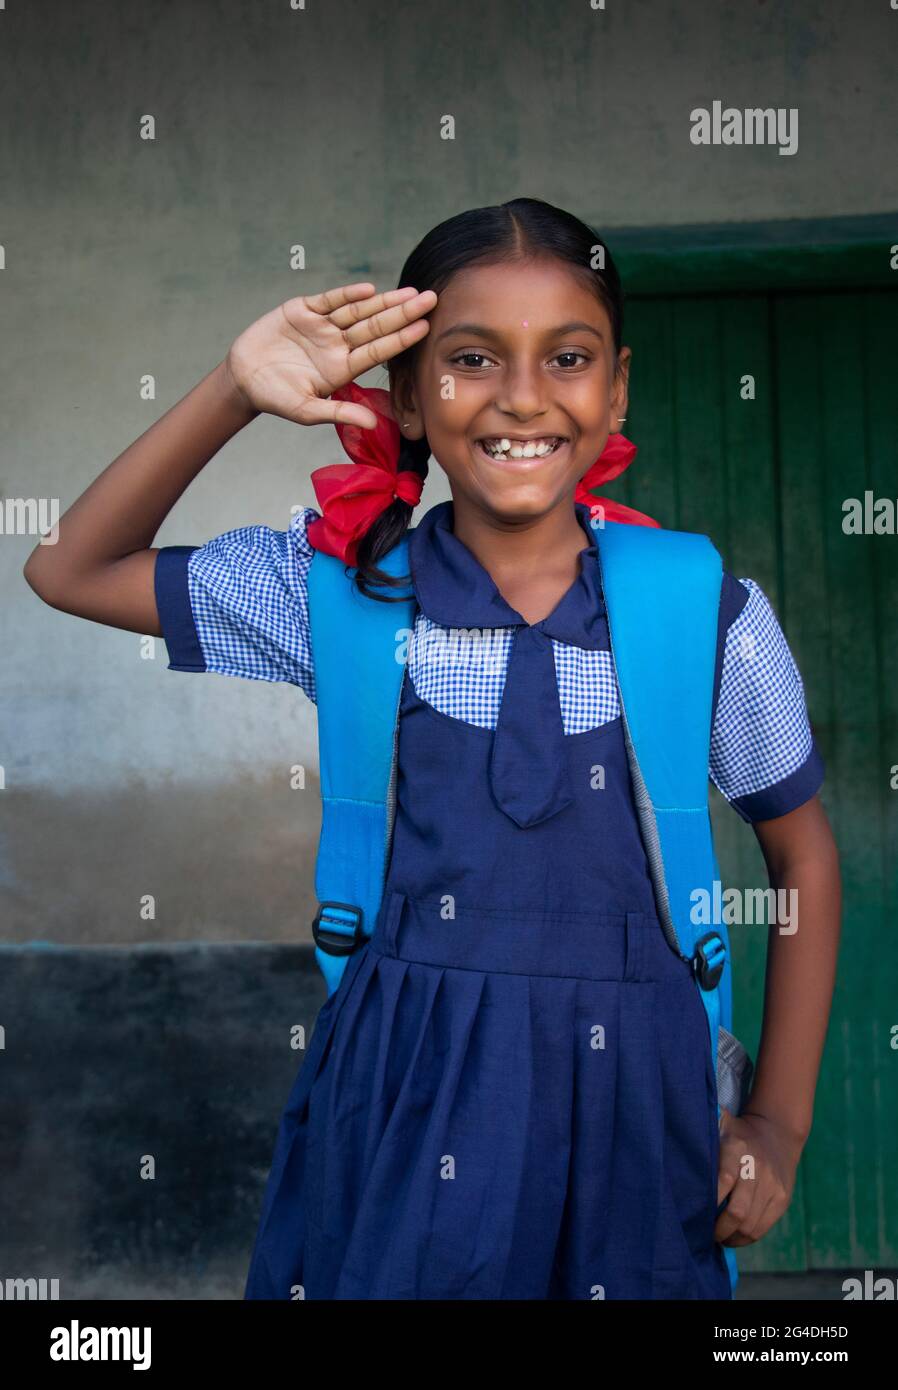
[244,890,733,1301]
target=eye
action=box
[449,352,495,369]
[551,351,589,369]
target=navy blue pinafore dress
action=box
[244,502,732,1301]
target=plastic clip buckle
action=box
[693,930,726,990]
[312,901,365,957]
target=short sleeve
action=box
[153,506,319,703]
[709,576,825,822]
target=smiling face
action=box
[391,255,631,525]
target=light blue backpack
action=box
[306,517,754,1294]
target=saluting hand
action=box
[222,282,437,431]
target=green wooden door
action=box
[600,240,898,1276]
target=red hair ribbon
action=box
[306,381,424,564]
[574,432,660,529]
[306,383,657,563]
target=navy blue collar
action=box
[407,500,606,649]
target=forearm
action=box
[743,823,842,1145]
[24,358,257,595]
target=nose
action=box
[494,358,550,423]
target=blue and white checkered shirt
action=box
[154,505,825,824]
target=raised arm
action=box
[22,284,437,636]
[23,360,258,635]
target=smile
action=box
[475,435,569,461]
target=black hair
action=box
[351,196,626,601]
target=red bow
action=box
[306,381,424,564]
[306,383,657,563]
[574,433,660,528]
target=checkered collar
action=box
[407,500,606,649]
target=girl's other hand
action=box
[714,1107,806,1248]
[223,283,437,430]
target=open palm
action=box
[224,283,437,431]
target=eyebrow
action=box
[434,320,605,344]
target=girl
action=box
[24,198,841,1301]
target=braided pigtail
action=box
[351,432,431,602]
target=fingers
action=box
[720,1192,780,1247]
[329,286,429,331]
[715,1181,759,1246]
[295,283,377,317]
[713,1110,796,1248]
[747,1190,786,1242]
[288,395,380,431]
[281,284,437,361]
[715,1155,785,1247]
[719,1201,780,1248]
[290,284,436,338]
[714,1126,754,1242]
[341,289,437,356]
[346,314,433,377]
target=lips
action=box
[477,436,568,460]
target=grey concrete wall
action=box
[0,941,326,1298]
[3,0,894,943]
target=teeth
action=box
[479,436,564,459]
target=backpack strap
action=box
[306,538,417,995]
[594,518,738,1291]
[594,521,728,1005]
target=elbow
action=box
[23,549,64,608]
[23,548,45,594]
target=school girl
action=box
[24,197,841,1301]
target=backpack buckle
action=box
[312,901,366,956]
[693,931,726,990]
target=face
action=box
[392,257,631,524]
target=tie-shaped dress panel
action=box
[488,623,573,827]
[406,500,608,830]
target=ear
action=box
[609,346,631,433]
[390,375,424,441]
